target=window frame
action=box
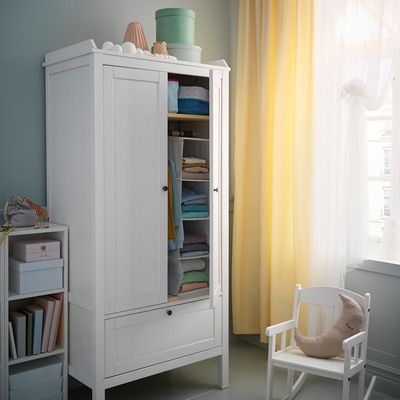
[367,72,400,263]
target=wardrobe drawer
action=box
[105,299,221,377]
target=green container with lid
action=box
[155,8,195,45]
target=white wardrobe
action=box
[44,40,229,399]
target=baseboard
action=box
[366,361,400,398]
[236,334,269,350]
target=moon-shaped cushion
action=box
[294,293,364,359]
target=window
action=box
[367,76,400,260]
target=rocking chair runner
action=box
[265,284,377,400]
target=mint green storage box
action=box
[156,8,195,45]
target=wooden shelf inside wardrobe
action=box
[168,113,209,121]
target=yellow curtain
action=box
[232,0,314,342]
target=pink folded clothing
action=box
[179,281,208,293]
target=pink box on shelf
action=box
[13,238,60,262]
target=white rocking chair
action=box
[265,284,377,400]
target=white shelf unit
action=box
[0,224,68,399]
[43,40,229,400]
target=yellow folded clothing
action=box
[182,163,209,169]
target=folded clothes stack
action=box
[179,270,208,292]
[179,233,209,293]
[181,187,209,218]
[182,156,209,180]
[180,233,209,258]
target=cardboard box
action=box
[13,238,60,262]
[9,258,63,294]
[9,356,62,390]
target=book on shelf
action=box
[48,292,64,351]
[34,296,55,352]
[168,130,198,137]
[8,321,17,360]
[18,308,33,356]
[21,304,43,355]
[9,311,26,358]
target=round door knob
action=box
[163,186,168,191]
[167,310,172,316]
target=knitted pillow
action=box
[294,293,364,359]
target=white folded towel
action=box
[182,156,206,164]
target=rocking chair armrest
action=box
[266,319,296,337]
[342,331,366,350]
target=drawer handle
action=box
[167,310,172,316]
[163,186,169,192]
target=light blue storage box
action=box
[9,257,63,294]
[167,43,202,63]
[37,394,63,400]
[9,377,62,400]
[9,356,62,390]
[168,78,179,113]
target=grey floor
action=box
[68,339,398,400]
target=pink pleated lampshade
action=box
[123,22,149,51]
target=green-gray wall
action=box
[0,0,232,215]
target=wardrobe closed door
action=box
[103,66,168,314]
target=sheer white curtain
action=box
[310,0,400,287]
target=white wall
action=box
[0,0,234,209]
